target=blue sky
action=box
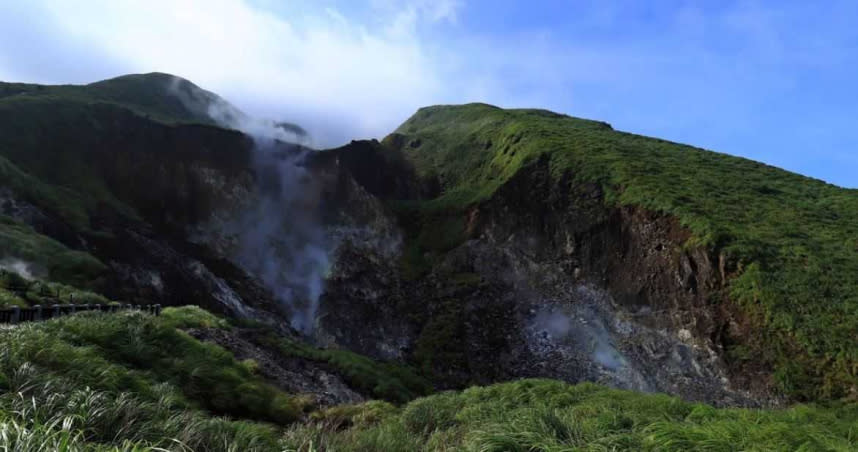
[1,1,857,187]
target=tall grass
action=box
[283,379,858,451]
[0,310,299,451]
[0,305,855,451]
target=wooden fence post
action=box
[10,306,19,324]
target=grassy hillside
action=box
[2,305,856,451]
[387,103,858,400]
[0,72,219,126]
[0,266,109,307]
[0,74,255,291]
[0,216,107,289]
[285,379,858,451]
[0,308,298,450]
[254,332,433,404]
[0,75,241,229]
[0,305,432,451]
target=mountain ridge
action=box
[1,73,857,403]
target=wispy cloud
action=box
[0,0,464,146]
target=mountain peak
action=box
[84,72,226,124]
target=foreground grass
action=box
[387,103,858,400]
[0,308,300,450]
[0,306,855,450]
[0,305,431,450]
[284,379,858,452]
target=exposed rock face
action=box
[306,149,415,358]
[0,98,776,406]
[318,150,774,406]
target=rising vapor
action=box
[170,76,329,333]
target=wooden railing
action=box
[0,303,162,324]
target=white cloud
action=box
[0,0,466,147]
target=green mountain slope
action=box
[0,72,239,224]
[0,74,255,289]
[386,103,858,399]
[2,74,858,448]
[0,72,220,125]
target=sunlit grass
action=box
[0,309,299,450]
[283,379,858,452]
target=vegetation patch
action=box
[0,307,318,450]
[283,378,858,451]
[0,266,110,307]
[0,219,107,291]
[159,305,231,330]
[256,332,432,404]
[390,201,468,280]
[413,300,468,379]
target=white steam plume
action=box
[0,258,42,281]
[170,77,328,333]
[532,306,628,371]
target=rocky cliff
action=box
[2,75,856,406]
[313,147,769,406]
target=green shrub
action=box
[310,401,398,430]
[401,391,464,435]
[0,288,27,308]
[159,305,230,330]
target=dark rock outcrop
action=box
[319,155,778,406]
